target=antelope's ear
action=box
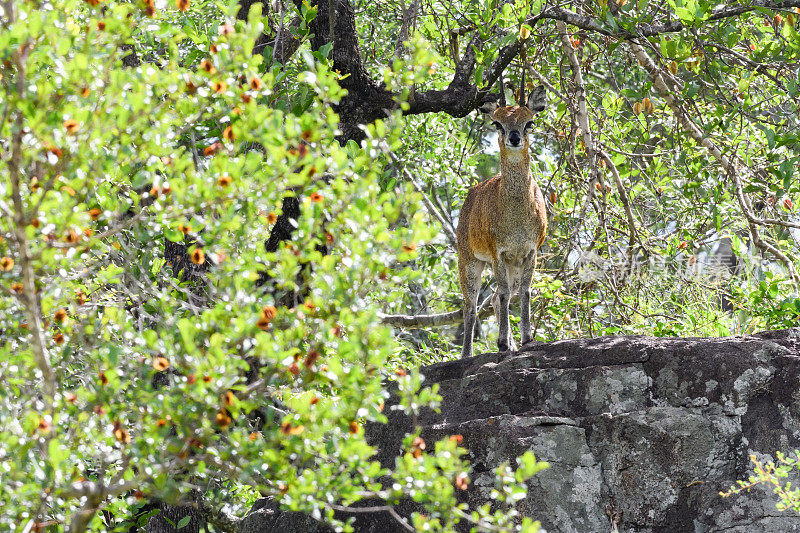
[479,101,498,115]
[526,84,546,113]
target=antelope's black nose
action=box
[508,130,521,146]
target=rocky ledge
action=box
[243,329,800,532]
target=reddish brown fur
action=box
[456,88,548,358]
[458,172,547,265]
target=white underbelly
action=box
[473,242,535,266]
[474,251,493,263]
[498,242,536,267]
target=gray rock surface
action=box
[242,329,800,532]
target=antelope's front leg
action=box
[519,251,536,346]
[493,259,512,352]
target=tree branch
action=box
[328,503,414,532]
[6,29,55,402]
[65,479,139,533]
[533,2,800,39]
[553,20,606,277]
[379,292,494,328]
[393,0,419,61]
[281,0,800,140]
[628,40,800,287]
[270,0,290,66]
[598,148,638,264]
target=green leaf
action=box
[48,439,69,469]
[318,42,333,59]
[674,6,693,23]
[765,128,775,149]
[165,227,184,242]
[661,38,678,58]
[779,158,795,182]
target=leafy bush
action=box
[0,0,545,531]
[722,452,800,514]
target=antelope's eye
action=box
[492,121,504,132]
[524,121,534,131]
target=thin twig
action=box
[393,0,419,61]
[598,148,638,265]
[600,143,673,159]
[388,152,457,247]
[328,503,415,532]
[50,207,149,249]
[272,0,288,67]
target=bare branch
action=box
[393,0,419,61]
[598,148,638,261]
[65,479,139,533]
[271,0,289,66]
[553,20,604,277]
[700,39,786,89]
[558,21,597,171]
[527,65,569,108]
[600,143,674,159]
[379,292,494,328]
[379,308,463,327]
[329,503,414,532]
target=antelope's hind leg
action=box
[491,259,515,352]
[519,251,537,346]
[460,259,485,359]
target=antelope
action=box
[456,80,547,359]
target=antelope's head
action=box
[480,84,546,155]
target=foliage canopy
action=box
[1,0,799,530]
